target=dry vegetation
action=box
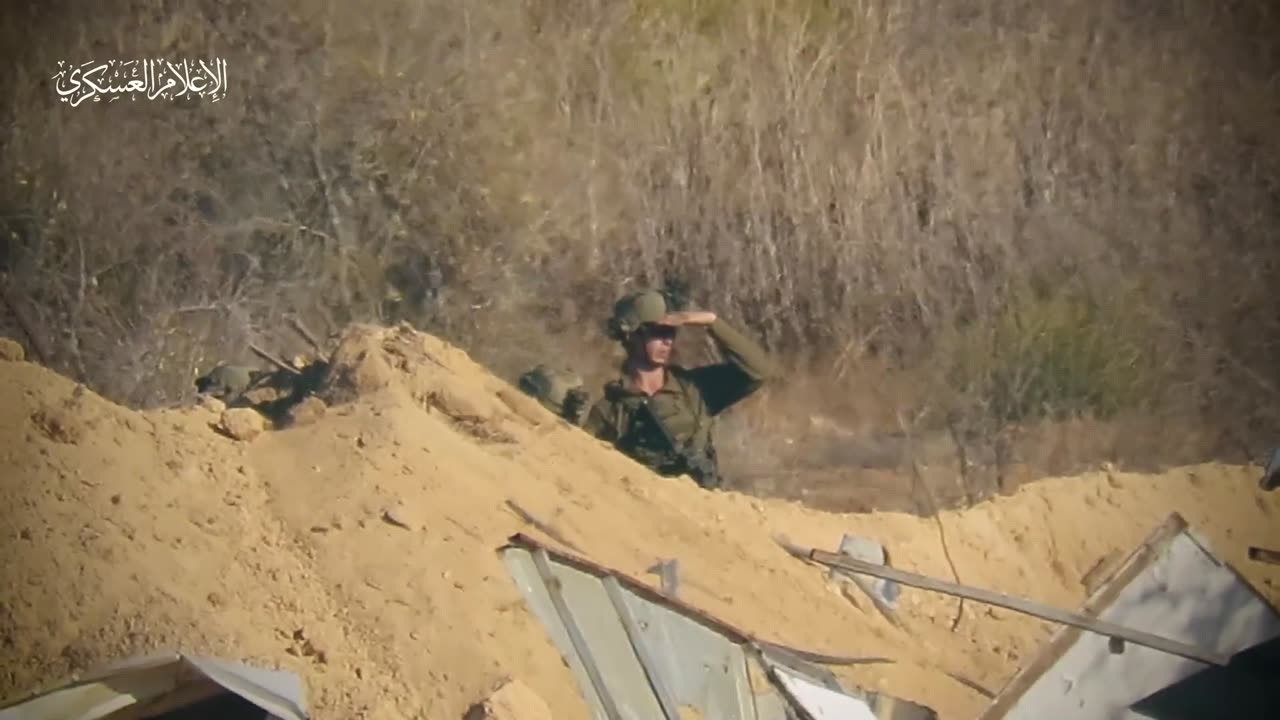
[1,0,1277,505]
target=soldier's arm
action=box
[688,318,780,415]
[560,386,591,426]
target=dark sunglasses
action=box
[639,324,678,340]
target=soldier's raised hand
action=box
[659,310,717,327]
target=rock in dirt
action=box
[463,678,553,720]
[287,395,328,427]
[30,406,83,444]
[381,500,425,531]
[197,395,227,414]
[323,327,396,402]
[0,337,24,362]
[219,408,267,441]
[242,386,285,405]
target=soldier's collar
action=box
[610,366,687,397]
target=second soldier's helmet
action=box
[194,363,257,399]
[518,364,585,415]
[605,289,672,341]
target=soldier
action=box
[518,364,592,424]
[582,289,779,490]
[194,363,265,402]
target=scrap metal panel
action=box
[501,535,895,720]
[981,514,1280,720]
[504,545,754,718]
[184,654,310,720]
[0,652,308,720]
[613,579,757,718]
[772,666,879,720]
[503,547,665,719]
[742,653,794,720]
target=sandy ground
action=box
[1,323,1277,720]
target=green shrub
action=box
[946,286,1155,423]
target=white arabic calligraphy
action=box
[52,58,228,106]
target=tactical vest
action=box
[602,368,722,488]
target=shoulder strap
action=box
[603,370,709,449]
[667,367,708,438]
[600,381,631,441]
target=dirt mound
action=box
[2,323,1278,719]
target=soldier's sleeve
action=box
[560,386,591,425]
[688,317,780,415]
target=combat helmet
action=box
[194,363,261,400]
[518,364,586,416]
[605,289,674,341]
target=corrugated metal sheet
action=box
[504,544,755,719]
[0,652,308,720]
[980,513,1280,720]
[500,533,918,720]
[772,666,879,720]
[185,655,308,720]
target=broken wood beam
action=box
[504,500,583,553]
[287,315,328,360]
[1248,547,1280,566]
[249,342,302,376]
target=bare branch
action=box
[65,236,89,383]
[287,315,328,359]
[0,281,49,364]
[249,343,303,376]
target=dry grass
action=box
[1,0,1277,496]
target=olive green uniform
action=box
[582,318,778,489]
[194,364,264,402]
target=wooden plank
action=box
[1249,546,1280,566]
[529,548,623,720]
[505,501,584,553]
[248,343,302,375]
[602,576,682,720]
[804,548,1228,666]
[775,522,1230,668]
[287,315,328,360]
